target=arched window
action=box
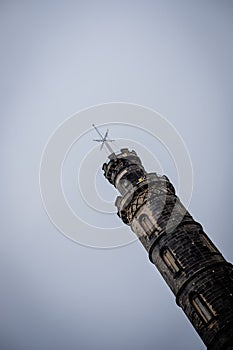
[191,293,213,323]
[161,248,180,274]
[201,234,219,254]
[139,214,154,237]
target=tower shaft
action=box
[103,148,233,350]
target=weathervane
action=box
[92,124,115,154]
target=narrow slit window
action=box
[162,248,180,274]
[139,214,154,236]
[202,234,219,254]
[192,294,213,323]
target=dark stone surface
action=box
[103,149,233,350]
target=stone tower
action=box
[102,148,233,350]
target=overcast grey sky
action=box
[1,1,233,350]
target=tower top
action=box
[102,148,147,194]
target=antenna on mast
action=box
[92,124,115,155]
